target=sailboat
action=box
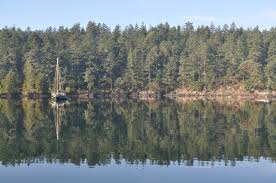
[51,58,68,102]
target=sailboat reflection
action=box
[52,101,68,141]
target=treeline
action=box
[1,22,276,94]
[0,99,276,166]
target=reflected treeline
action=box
[0,99,276,167]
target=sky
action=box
[1,0,276,30]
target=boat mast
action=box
[55,57,60,93]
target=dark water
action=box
[1,99,276,182]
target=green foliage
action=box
[0,22,275,94]
[0,70,20,94]
[265,40,276,90]
[238,60,263,90]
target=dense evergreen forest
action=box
[1,22,276,95]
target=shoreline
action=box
[1,89,276,103]
[166,91,276,100]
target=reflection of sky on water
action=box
[1,158,276,183]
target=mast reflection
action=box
[52,101,66,141]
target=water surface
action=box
[0,99,276,182]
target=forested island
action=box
[1,22,276,98]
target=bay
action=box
[0,99,276,182]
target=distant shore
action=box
[135,86,276,102]
[1,86,276,103]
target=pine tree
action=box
[22,48,42,93]
[265,40,276,90]
[0,70,20,94]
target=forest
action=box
[1,22,276,95]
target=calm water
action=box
[1,99,276,182]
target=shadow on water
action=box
[0,98,276,167]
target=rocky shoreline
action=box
[1,86,276,102]
[166,91,276,100]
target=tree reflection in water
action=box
[0,99,276,167]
